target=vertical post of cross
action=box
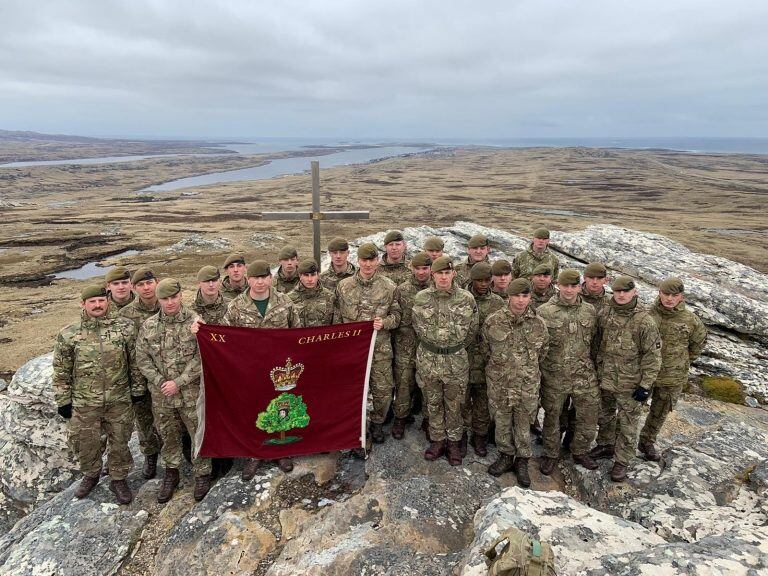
[311,161,322,266]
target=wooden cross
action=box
[262,161,369,265]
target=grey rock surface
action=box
[166,233,231,252]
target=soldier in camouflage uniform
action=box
[412,256,479,465]
[482,279,549,486]
[491,259,513,300]
[422,236,445,261]
[136,278,212,503]
[118,267,162,479]
[580,263,611,315]
[530,264,556,310]
[105,267,135,316]
[391,252,432,440]
[275,245,300,293]
[334,243,401,450]
[638,278,707,461]
[537,269,601,475]
[53,284,141,504]
[221,260,300,477]
[220,253,248,301]
[590,276,662,482]
[512,228,560,280]
[455,234,491,286]
[289,259,335,327]
[320,237,357,291]
[192,265,228,324]
[379,230,410,286]
[464,262,504,456]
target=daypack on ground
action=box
[483,526,557,576]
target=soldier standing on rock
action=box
[490,259,513,301]
[638,277,707,462]
[455,234,491,286]
[275,246,300,293]
[412,256,478,466]
[136,278,212,503]
[379,230,410,286]
[192,266,228,325]
[482,279,549,486]
[53,284,141,505]
[590,276,662,482]
[105,267,135,314]
[289,259,335,327]
[118,267,163,480]
[512,228,560,281]
[220,253,248,301]
[320,237,356,291]
[392,252,432,441]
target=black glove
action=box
[131,394,147,404]
[632,386,651,402]
[57,404,73,419]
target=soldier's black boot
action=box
[193,474,212,501]
[471,434,488,457]
[109,479,133,505]
[391,418,407,440]
[241,458,260,482]
[459,431,468,458]
[539,456,557,476]
[488,453,514,477]
[573,453,599,470]
[277,458,294,473]
[424,440,446,461]
[588,444,615,460]
[638,441,661,462]
[514,457,531,488]
[142,453,158,480]
[610,461,628,482]
[157,468,180,503]
[371,423,386,444]
[74,475,100,499]
[447,440,463,466]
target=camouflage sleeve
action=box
[551,257,560,283]
[411,294,429,341]
[380,287,402,331]
[135,330,165,387]
[332,288,343,325]
[52,330,74,407]
[638,316,663,390]
[511,255,522,279]
[123,321,147,397]
[289,302,302,328]
[538,318,550,365]
[462,298,480,349]
[175,343,201,389]
[221,299,238,327]
[688,315,708,361]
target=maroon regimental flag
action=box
[196,321,375,459]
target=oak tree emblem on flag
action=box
[256,358,310,445]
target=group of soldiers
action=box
[52,227,707,505]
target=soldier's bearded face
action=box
[108,279,132,301]
[358,258,378,279]
[425,249,443,261]
[159,292,183,316]
[433,270,455,290]
[300,272,319,289]
[135,279,157,302]
[467,246,489,263]
[509,293,531,314]
[532,274,552,291]
[281,257,299,275]
[613,288,636,305]
[584,276,607,295]
[330,250,348,269]
[81,296,109,318]
[248,275,272,297]
[558,283,580,303]
[385,240,406,261]
[226,262,246,283]
[412,265,431,283]
[532,238,549,252]
[199,279,220,297]
[492,273,512,291]
[472,278,491,294]
[659,291,684,309]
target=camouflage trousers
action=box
[369,348,395,425]
[488,385,537,458]
[639,386,682,446]
[596,388,643,466]
[541,383,599,458]
[393,358,417,419]
[462,377,491,436]
[71,402,134,480]
[416,348,468,442]
[153,402,211,476]
[133,394,162,456]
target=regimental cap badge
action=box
[270,358,304,391]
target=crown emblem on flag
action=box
[270,358,304,391]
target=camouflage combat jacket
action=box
[53,311,141,408]
[274,267,299,294]
[580,285,610,316]
[537,294,598,391]
[334,271,401,355]
[289,283,335,327]
[106,292,135,318]
[412,286,479,354]
[467,285,505,382]
[394,275,430,363]
[320,262,357,291]
[491,287,509,302]
[455,256,490,287]
[596,298,662,392]
[192,289,227,325]
[379,255,410,287]
[136,305,201,409]
[649,299,707,388]
[482,305,550,397]
[220,276,247,302]
[118,297,159,330]
[222,288,299,328]
[512,245,560,280]
[531,285,556,310]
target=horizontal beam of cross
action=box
[262,211,370,221]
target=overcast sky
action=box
[0,0,766,139]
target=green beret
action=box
[491,259,512,276]
[467,234,489,248]
[384,230,404,244]
[470,262,492,281]
[532,264,553,276]
[611,276,636,291]
[223,253,246,268]
[156,278,182,299]
[197,265,220,282]
[357,243,379,260]
[557,269,581,286]
[659,277,684,294]
[278,245,298,260]
[80,284,108,301]
[410,252,432,268]
[247,260,272,278]
[507,278,532,296]
[298,258,319,275]
[584,263,607,278]
[105,267,131,283]
[327,237,349,252]
[431,256,454,273]
[131,267,155,285]
[423,236,444,251]
[533,228,550,239]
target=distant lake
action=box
[140,146,429,192]
[55,250,140,280]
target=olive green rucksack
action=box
[483,527,557,576]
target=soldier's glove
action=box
[57,404,73,419]
[131,394,147,404]
[632,386,651,402]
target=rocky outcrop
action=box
[166,234,231,253]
